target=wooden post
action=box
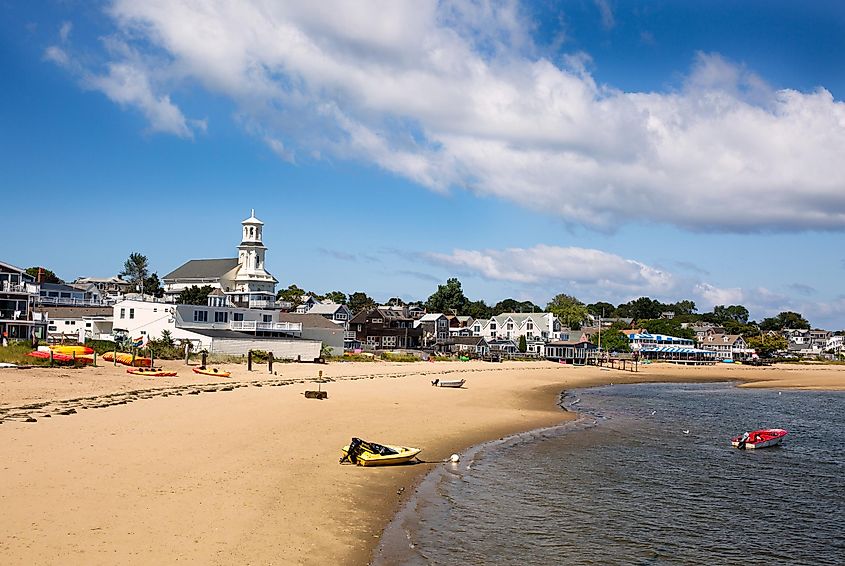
[131,349,136,367]
[49,349,54,367]
[268,352,274,374]
[73,351,76,364]
[247,350,252,371]
[113,345,118,366]
[93,351,97,367]
[184,343,190,365]
[201,351,207,368]
[150,348,155,369]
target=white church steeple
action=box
[227,209,278,308]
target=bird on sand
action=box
[682,430,690,434]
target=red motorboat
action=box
[731,428,788,450]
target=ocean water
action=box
[375,382,845,565]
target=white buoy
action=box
[450,454,460,463]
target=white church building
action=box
[162,210,278,309]
[112,211,323,359]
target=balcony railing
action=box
[37,296,106,307]
[230,320,302,333]
[1,282,38,294]
[247,299,276,309]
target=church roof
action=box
[163,258,239,282]
[242,209,264,225]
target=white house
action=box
[698,333,754,361]
[305,302,352,324]
[36,306,114,341]
[163,210,278,309]
[112,298,321,359]
[471,313,564,354]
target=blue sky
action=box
[2,1,844,328]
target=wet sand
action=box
[0,360,842,565]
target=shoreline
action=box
[0,361,842,565]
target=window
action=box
[129,308,134,320]
[215,311,229,323]
[233,313,244,321]
[336,314,347,320]
[490,323,497,330]
[366,336,378,347]
[437,319,446,328]
[527,322,533,330]
[383,336,396,347]
[120,308,125,319]
[263,315,272,323]
[85,323,91,328]
[193,310,208,322]
[506,323,513,330]
[371,318,383,324]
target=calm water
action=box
[375,382,845,565]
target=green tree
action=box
[323,291,347,305]
[586,301,616,318]
[276,284,306,308]
[25,267,63,284]
[669,300,698,316]
[177,285,214,305]
[159,329,175,347]
[425,278,469,315]
[760,311,810,331]
[348,291,377,314]
[590,329,631,352]
[518,335,527,353]
[120,252,150,294]
[546,293,588,329]
[385,297,406,307]
[143,273,164,298]
[746,334,788,357]
[712,304,750,324]
[491,298,539,315]
[616,297,662,320]
[464,299,493,320]
[638,318,696,340]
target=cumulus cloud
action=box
[426,244,675,297]
[54,0,845,231]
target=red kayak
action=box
[731,428,788,450]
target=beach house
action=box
[698,333,754,361]
[0,260,48,342]
[471,312,564,355]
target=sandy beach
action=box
[0,360,842,565]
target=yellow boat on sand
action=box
[340,438,422,467]
[193,367,231,377]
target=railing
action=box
[230,320,302,332]
[247,299,276,309]
[1,282,39,294]
[37,296,106,307]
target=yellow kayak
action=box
[193,367,231,377]
[51,345,94,355]
[340,438,421,467]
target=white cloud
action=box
[594,0,615,30]
[59,21,73,42]
[57,1,845,231]
[426,244,675,297]
[86,62,196,138]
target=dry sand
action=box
[0,360,842,565]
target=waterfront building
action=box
[0,260,47,341]
[163,210,278,309]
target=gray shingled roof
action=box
[278,313,344,330]
[163,258,239,281]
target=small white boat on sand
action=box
[731,428,788,449]
[431,378,466,388]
